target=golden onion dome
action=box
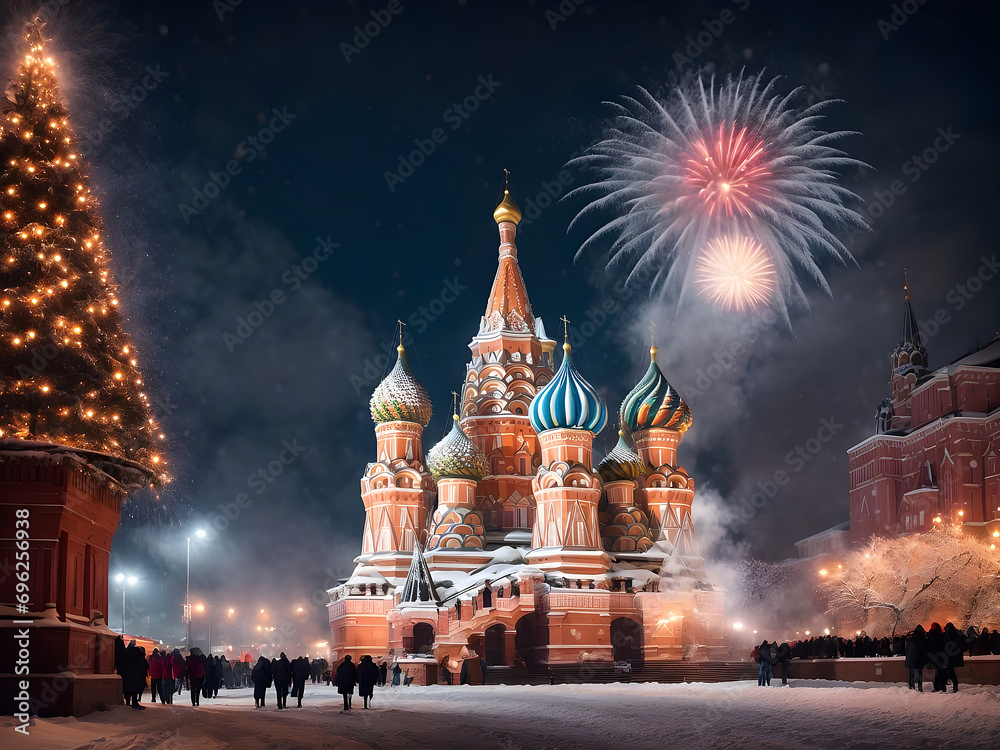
[426,415,489,481]
[598,431,650,483]
[493,170,522,225]
[369,344,433,426]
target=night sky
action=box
[6,0,996,645]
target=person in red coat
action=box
[171,648,186,698]
[185,649,207,707]
[148,649,164,704]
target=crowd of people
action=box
[113,637,402,711]
[753,623,999,690]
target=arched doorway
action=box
[515,615,537,666]
[412,622,435,655]
[484,624,506,666]
[610,617,643,666]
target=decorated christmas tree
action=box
[0,20,164,483]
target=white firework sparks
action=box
[567,71,869,318]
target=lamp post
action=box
[114,573,138,634]
[185,528,206,649]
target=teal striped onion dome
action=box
[529,343,608,435]
[370,345,433,426]
[619,345,692,434]
[598,431,650,482]
[427,416,489,481]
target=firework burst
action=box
[567,71,869,318]
[694,235,776,312]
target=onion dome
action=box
[369,344,433,426]
[427,415,489,481]
[493,170,522,225]
[619,343,692,434]
[598,431,650,483]
[529,341,608,434]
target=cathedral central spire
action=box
[483,171,534,335]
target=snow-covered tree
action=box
[824,528,1000,636]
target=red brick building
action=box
[848,286,1000,542]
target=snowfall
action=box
[5,679,1000,750]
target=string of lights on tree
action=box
[0,19,165,483]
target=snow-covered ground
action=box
[5,679,1000,749]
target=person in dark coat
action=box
[775,642,792,686]
[202,653,215,699]
[185,649,207,706]
[292,656,310,708]
[944,622,965,692]
[378,661,388,688]
[114,635,127,681]
[123,642,149,709]
[213,655,225,697]
[335,655,357,711]
[271,652,292,709]
[356,655,379,709]
[757,640,773,687]
[926,622,947,692]
[251,655,272,708]
[904,625,927,691]
[391,662,402,687]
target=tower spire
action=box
[892,274,927,371]
[483,171,534,334]
[649,320,658,361]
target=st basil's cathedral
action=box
[327,177,725,676]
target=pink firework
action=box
[568,72,870,320]
[694,235,776,312]
[685,125,770,218]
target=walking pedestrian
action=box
[391,662,402,687]
[171,648,185,699]
[292,656,310,708]
[757,640,773,687]
[251,655,272,708]
[202,652,215,700]
[357,655,379,709]
[944,622,964,693]
[335,655,357,712]
[378,661,388,688]
[775,642,792,686]
[148,648,164,704]
[272,652,292,709]
[185,648,207,707]
[927,622,947,692]
[905,625,927,692]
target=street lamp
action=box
[185,528,206,648]
[114,573,138,634]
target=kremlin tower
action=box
[328,175,725,674]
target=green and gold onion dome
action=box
[369,344,433,426]
[598,431,650,483]
[426,415,490,481]
[619,344,692,434]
